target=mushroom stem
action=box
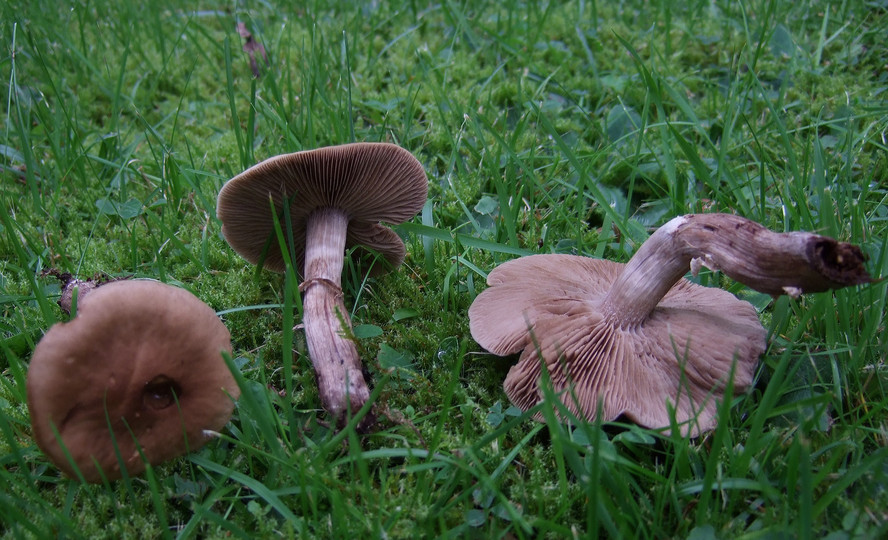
[302,207,372,428]
[603,214,873,326]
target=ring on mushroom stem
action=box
[27,279,238,483]
[469,213,873,436]
[298,277,345,296]
[217,142,428,432]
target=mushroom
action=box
[469,213,873,435]
[216,142,428,430]
[27,279,238,482]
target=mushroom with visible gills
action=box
[469,213,873,435]
[216,142,428,430]
[27,279,239,482]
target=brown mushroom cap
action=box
[470,254,765,434]
[216,142,428,274]
[27,280,238,482]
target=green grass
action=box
[2,0,887,537]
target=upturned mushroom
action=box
[27,279,238,482]
[216,142,428,430]
[469,213,873,435]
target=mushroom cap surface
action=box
[216,142,428,274]
[468,254,766,435]
[27,280,238,482]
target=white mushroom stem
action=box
[603,214,872,326]
[302,207,372,428]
